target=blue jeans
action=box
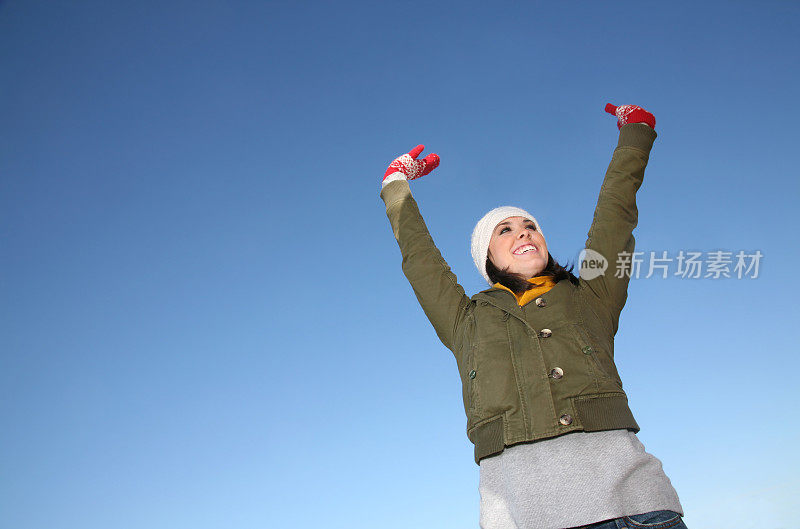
[568,510,688,529]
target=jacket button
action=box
[582,345,593,354]
[549,367,564,379]
[538,328,552,338]
[469,370,477,379]
[559,414,573,426]
[535,297,546,307]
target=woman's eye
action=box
[500,227,510,234]
[527,225,536,231]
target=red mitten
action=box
[605,103,656,130]
[382,144,440,185]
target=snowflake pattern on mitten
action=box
[385,153,426,180]
[382,145,440,184]
[605,103,656,130]
[614,105,639,126]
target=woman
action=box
[378,104,689,529]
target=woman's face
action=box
[487,216,549,279]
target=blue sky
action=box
[1,1,798,528]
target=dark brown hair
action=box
[486,253,580,294]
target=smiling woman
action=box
[378,104,688,529]
[487,216,549,279]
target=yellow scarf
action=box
[493,275,557,306]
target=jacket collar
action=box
[471,279,573,316]
[471,288,523,316]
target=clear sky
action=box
[1,1,798,528]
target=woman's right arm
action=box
[380,146,471,353]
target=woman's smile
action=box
[512,243,539,255]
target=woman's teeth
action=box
[513,245,537,255]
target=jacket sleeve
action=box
[580,123,658,334]
[380,179,471,352]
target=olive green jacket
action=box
[380,124,658,464]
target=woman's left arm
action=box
[580,104,658,334]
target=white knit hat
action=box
[471,206,544,285]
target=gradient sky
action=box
[2,1,799,528]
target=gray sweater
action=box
[478,429,683,529]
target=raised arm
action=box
[380,145,471,353]
[580,105,658,334]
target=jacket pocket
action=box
[459,343,479,415]
[572,323,615,381]
[468,343,482,412]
